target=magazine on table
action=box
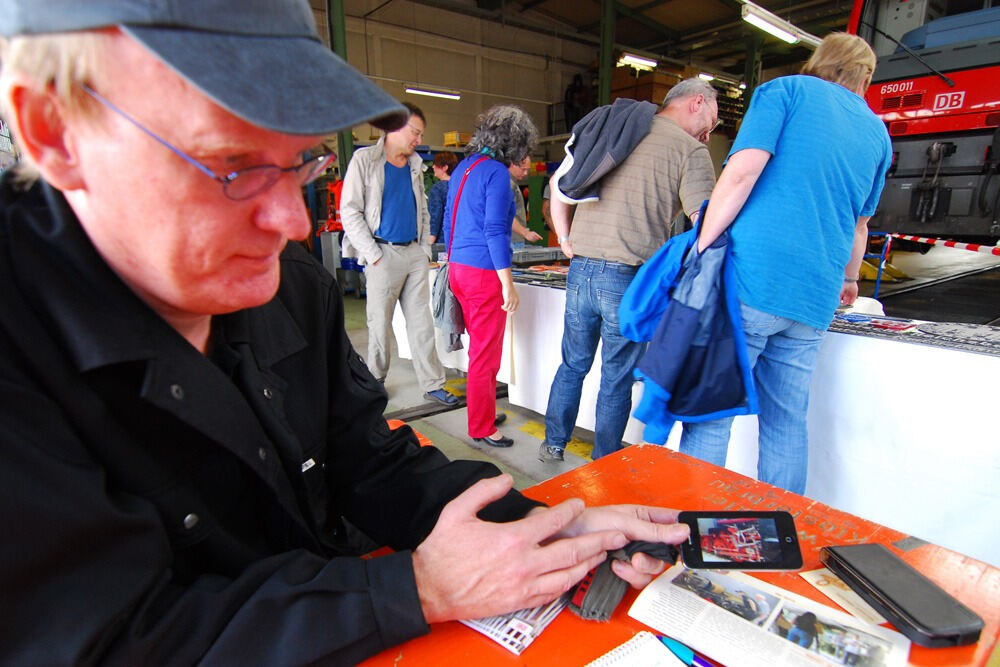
[459,591,571,655]
[629,563,911,667]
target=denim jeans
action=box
[545,257,644,459]
[679,302,825,494]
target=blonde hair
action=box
[0,31,108,178]
[801,32,876,93]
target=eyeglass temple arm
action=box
[82,85,225,182]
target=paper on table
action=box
[628,563,910,667]
[459,592,570,655]
[585,631,685,667]
[799,567,887,626]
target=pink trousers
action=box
[448,262,506,438]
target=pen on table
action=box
[657,635,713,667]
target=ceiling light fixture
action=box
[618,53,658,71]
[698,73,715,81]
[741,1,822,48]
[404,85,461,100]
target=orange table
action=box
[361,445,1000,666]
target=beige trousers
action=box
[363,243,446,392]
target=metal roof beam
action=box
[578,0,680,41]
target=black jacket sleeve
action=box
[0,230,540,666]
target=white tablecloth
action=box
[394,273,1000,567]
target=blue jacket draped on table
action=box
[619,221,758,444]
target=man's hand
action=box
[412,475,628,623]
[840,280,859,306]
[559,238,574,259]
[522,230,542,243]
[538,504,690,588]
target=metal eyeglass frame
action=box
[82,85,336,201]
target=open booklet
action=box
[629,563,911,667]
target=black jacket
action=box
[0,177,538,666]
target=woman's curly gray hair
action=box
[465,105,538,167]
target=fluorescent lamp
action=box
[741,1,822,48]
[796,31,823,48]
[618,53,658,71]
[741,4,797,43]
[404,86,461,100]
[739,82,747,89]
[699,73,715,81]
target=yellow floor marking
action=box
[518,419,593,461]
[444,378,467,396]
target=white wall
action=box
[311,1,597,147]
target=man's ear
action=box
[5,82,86,191]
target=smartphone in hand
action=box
[677,511,803,570]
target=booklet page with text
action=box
[629,564,910,667]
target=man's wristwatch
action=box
[558,235,570,243]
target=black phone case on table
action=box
[820,543,983,647]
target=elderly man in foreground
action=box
[0,1,688,664]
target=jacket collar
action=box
[3,176,306,374]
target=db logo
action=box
[933,91,966,111]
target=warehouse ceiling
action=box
[409,0,855,79]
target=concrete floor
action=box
[342,295,597,492]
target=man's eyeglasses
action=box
[407,123,424,140]
[83,85,336,201]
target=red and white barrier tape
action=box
[890,233,1000,257]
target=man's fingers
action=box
[439,474,514,522]
[631,505,682,525]
[527,550,611,603]
[517,498,587,543]
[610,553,668,588]
[536,529,627,573]
[612,506,689,545]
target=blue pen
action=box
[657,635,713,667]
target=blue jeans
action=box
[679,303,825,494]
[545,257,644,459]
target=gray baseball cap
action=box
[0,0,408,134]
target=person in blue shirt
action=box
[680,33,892,494]
[427,150,458,243]
[444,105,537,447]
[341,103,457,405]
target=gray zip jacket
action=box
[340,136,432,265]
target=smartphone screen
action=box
[677,511,802,570]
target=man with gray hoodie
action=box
[541,78,719,462]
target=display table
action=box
[393,273,1000,567]
[360,445,1000,666]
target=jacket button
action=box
[170,384,185,400]
[258,447,268,462]
[263,387,273,399]
[183,513,199,529]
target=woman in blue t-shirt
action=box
[679,33,893,494]
[443,106,537,447]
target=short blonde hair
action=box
[0,31,108,177]
[801,32,876,93]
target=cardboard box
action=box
[443,131,471,146]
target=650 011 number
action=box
[880,81,915,95]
